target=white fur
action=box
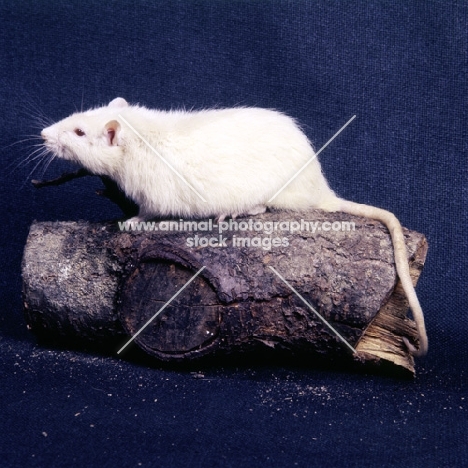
[41,98,427,356]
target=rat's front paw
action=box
[119,216,144,231]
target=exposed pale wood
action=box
[355,236,428,374]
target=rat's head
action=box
[41,97,129,177]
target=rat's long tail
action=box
[329,198,428,357]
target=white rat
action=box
[40,97,428,356]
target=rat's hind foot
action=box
[246,205,267,216]
[215,214,227,224]
[214,206,266,224]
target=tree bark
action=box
[22,210,428,376]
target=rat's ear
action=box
[108,97,128,109]
[105,120,121,146]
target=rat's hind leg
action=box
[246,205,267,216]
[215,214,227,224]
[215,205,267,224]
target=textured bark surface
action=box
[22,210,428,376]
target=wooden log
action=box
[21,210,428,376]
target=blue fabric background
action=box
[0,1,466,467]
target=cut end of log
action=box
[355,235,428,376]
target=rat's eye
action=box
[74,128,85,136]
